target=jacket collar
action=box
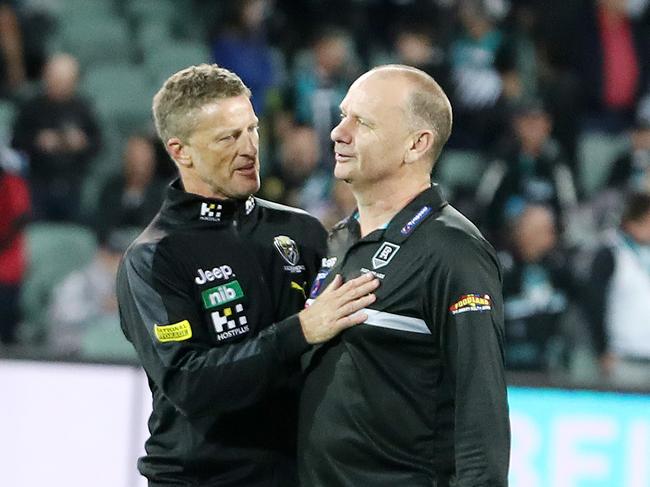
[343,184,448,243]
[160,178,257,226]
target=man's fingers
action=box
[335,273,379,298]
[336,293,376,319]
[338,309,369,329]
[321,274,343,295]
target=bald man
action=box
[298,65,510,487]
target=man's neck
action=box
[354,178,431,237]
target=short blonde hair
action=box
[152,64,251,143]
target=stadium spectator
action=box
[575,0,650,133]
[93,134,165,233]
[0,151,29,345]
[476,99,577,246]
[447,0,508,149]
[12,53,101,222]
[498,204,574,372]
[47,227,131,356]
[299,65,510,486]
[210,0,277,116]
[581,191,650,387]
[292,27,360,169]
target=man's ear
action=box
[166,137,192,168]
[404,129,435,164]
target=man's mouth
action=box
[334,152,353,162]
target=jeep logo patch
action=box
[372,242,400,269]
[274,235,300,266]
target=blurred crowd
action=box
[0,0,649,388]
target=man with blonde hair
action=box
[299,65,510,486]
[117,64,378,486]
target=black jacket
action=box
[117,179,326,486]
[298,185,510,487]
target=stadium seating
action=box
[577,131,630,197]
[19,223,97,344]
[81,63,156,136]
[57,16,133,68]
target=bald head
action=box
[43,53,80,102]
[356,65,453,164]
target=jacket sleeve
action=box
[428,233,511,486]
[116,241,309,419]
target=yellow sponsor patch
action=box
[154,320,193,342]
[449,294,492,315]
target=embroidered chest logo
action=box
[211,303,249,341]
[200,202,222,222]
[274,235,306,273]
[449,294,492,315]
[372,242,400,269]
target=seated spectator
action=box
[575,0,649,133]
[94,134,164,234]
[262,124,332,212]
[292,26,359,168]
[211,0,277,116]
[581,191,650,387]
[47,227,131,356]
[498,204,574,372]
[447,0,509,149]
[12,53,101,222]
[319,179,356,230]
[476,99,577,246]
[0,151,30,345]
[580,100,650,234]
[389,22,449,91]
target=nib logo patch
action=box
[201,281,244,309]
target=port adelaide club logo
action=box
[372,242,400,269]
[274,235,305,273]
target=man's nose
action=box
[331,119,351,144]
[240,131,258,156]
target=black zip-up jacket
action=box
[117,179,326,486]
[298,185,510,487]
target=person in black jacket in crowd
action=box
[298,64,510,487]
[12,53,100,221]
[116,64,379,487]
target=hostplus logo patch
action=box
[211,303,249,341]
[200,202,222,222]
[201,281,244,309]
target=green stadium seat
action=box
[57,16,132,68]
[79,315,138,363]
[135,20,174,55]
[53,0,116,20]
[124,0,175,26]
[19,223,97,344]
[144,41,211,87]
[0,99,16,141]
[577,131,630,197]
[81,63,156,136]
[433,149,485,190]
